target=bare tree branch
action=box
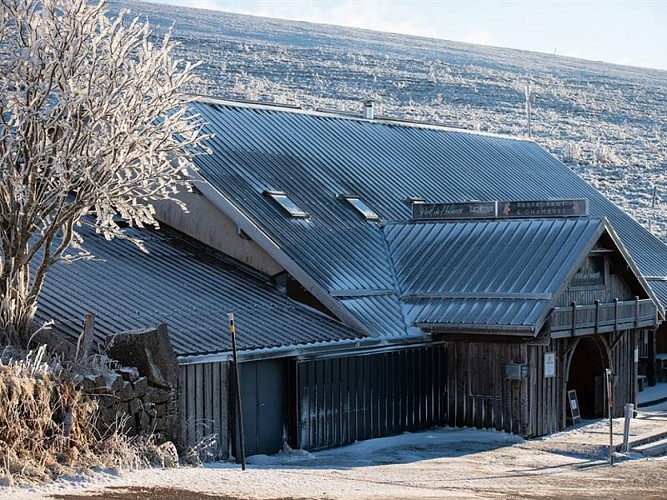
[0,0,209,345]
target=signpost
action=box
[229,313,247,470]
[606,368,614,466]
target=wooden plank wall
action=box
[528,330,637,437]
[528,341,563,437]
[609,329,638,415]
[445,342,529,436]
[174,331,637,458]
[446,329,637,438]
[179,361,230,459]
[297,345,447,451]
[555,273,633,307]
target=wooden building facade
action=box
[437,236,656,437]
[159,101,665,456]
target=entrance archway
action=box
[566,337,609,420]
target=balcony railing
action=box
[550,297,657,338]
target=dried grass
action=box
[0,345,165,485]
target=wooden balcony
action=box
[550,297,657,338]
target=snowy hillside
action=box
[110,0,667,240]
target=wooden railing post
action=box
[571,301,577,337]
[594,300,600,334]
[635,296,639,328]
[614,298,619,334]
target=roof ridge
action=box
[190,95,534,142]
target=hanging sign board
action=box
[568,389,581,424]
[544,352,556,378]
[411,199,589,221]
[572,256,605,287]
[412,201,497,221]
[499,199,588,218]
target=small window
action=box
[340,195,380,220]
[404,196,425,205]
[264,191,309,218]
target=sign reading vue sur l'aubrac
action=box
[412,199,589,221]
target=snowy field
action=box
[107,0,667,240]
[4,398,666,499]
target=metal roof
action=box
[189,100,667,336]
[35,222,363,357]
[384,218,610,334]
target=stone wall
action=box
[76,366,179,442]
[75,324,181,444]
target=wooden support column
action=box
[648,328,656,387]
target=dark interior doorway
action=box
[567,338,607,419]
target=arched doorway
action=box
[566,337,609,420]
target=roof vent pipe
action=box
[363,100,374,120]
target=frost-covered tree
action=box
[0,0,206,346]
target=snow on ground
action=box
[639,382,667,411]
[3,388,666,499]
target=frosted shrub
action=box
[0,0,207,346]
[593,139,620,165]
[562,141,583,162]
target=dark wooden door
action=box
[236,360,286,456]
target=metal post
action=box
[604,368,614,465]
[229,313,247,470]
[525,82,532,138]
[622,403,634,452]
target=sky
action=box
[144,0,667,71]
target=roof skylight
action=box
[404,196,426,205]
[264,191,309,218]
[340,195,380,221]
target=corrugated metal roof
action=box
[190,100,667,336]
[384,218,605,333]
[35,222,363,357]
[646,279,667,304]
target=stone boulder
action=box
[106,324,178,389]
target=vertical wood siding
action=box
[608,329,639,415]
[528,341,563,437]
[176,330,638,458]
[297,345,447,451]
[445,330,637,438]
[556,272,634,307]
[179,361,230,459]
[445,341,529,435]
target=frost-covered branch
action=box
[0,0,208,345]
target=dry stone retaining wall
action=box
[74,324,181,444]
[76,366,179,442]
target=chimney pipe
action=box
[363,100,374,120]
